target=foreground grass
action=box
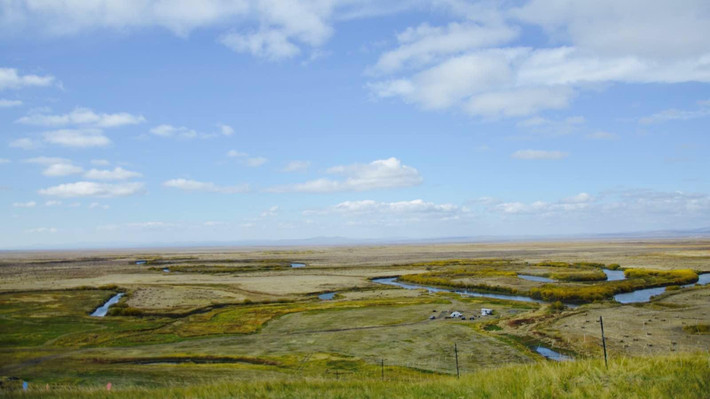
[3,353,708,398]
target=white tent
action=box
[450,311,463,318]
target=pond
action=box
[518,274,555,283]
[291,263,306,268]
[372,277,545,304]
[318,292,336,300]
[602,269,626,281]
[535,346,573,361]
[90,293,124,317]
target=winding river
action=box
[374,272,710,305]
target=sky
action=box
[1,0,709,249]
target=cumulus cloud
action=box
[370,22,518,75]
[511,150,569,160]
[163,178,249,194]
[0,1,345,61]
[0,99,22,107]
[23,157,83,176]
[43,129,111,148]
[17,107,145,127]
[39,181,145,198]
[43,162,84,177]
[368,1,710,118]
[0,67,55,90]
[84,167,142,180]
[269,157,422,193]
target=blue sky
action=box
[1,0,709,249]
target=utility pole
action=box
[600,316,608,369]
[454,343,460,378]
[381,358,384,381]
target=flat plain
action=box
[0,239,709,397]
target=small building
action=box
[481,308,493,316]
[450,311,463,318]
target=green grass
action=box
[2,353,707,398]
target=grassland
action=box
[1,239,709,397]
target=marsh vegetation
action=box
[1,240,708,397]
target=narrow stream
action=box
[90,293,124,317]
[614,272,710,304]
[375,272,709,306]
[535,346,572,361]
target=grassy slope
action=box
[3,353,708,398]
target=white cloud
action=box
[0,1,250,37]
[281,160,310,172]
[39,181,145,198]
[17,107,145,127]
[221,29,302,60]
[84,167,142,180]
[23,156,83,176]
[150,124,195,138]
[306,199,471,226]
[370,22,518,74]
[150,123,231,139]
[163,178,249,194]
[0,99,22,107]
[25,227,57,234]
[91,159,111,166]
[510,0,710,59]
[269,157,422,193]
[0,68,55,90]
[511,149,568,160]
[466,86,575,117]
[218,123,234,136]
[368,1,710,118]
[487,190,710,228]
[44,200,62,206]
[43,129,111,148]
[12,201,36,208]
[0,158,10,164]
[9,137,41,150]
[43,162,84,177]
[0,0,346,61]
[226,149,267,167]
[639,100,710,124]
